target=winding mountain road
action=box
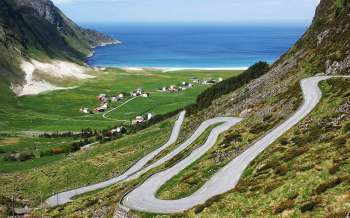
[46,111,186,206]
[122,76,349,213]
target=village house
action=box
[131,88,145,97]
[110,126,127,134]
[97,93,109,103]
[142,92,150,98]
[203,78,216,85]
[80,144,91,151]
[168,85,178,92]
[132,116,145,125]
[111,93,126,102]
[80,107,92,114]
[146,113,155,121]
[95,103,108,112]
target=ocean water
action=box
[84,22,308,68]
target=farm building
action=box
[95,103,108,112]
[146,113,155,121]
[132,116,145,125]
[80,144,91,151]
[110,126,127,134]
[80,107,92,114]
[142,93,150,98]
[97,94,109,103]
[111,93,126,102]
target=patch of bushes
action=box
[272,199,294,214]
[264,181,282,193]
[186,61,270,114]
[275,164,289,176]
[333,137,347,148]
[280,138,290,145]
[249,122,271,134]
[283,147,308,162]
[343,122,350,133]
[328,164,341,175]
[4,150,34,162]
[222,133,242,145]
[336,0,349,9]
[314,177,344,195]
[300,197,322,213]
[194,195,223,214]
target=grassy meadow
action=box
[0,68,241,173]
[0,68,241,132]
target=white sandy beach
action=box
[12,59,91,96]
[121,66,248,72]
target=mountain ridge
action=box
[0,0,117,89]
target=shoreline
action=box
[120,66,248,72]
[86,41,248,72]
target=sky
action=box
[52,0,320,24]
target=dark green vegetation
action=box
[191,61,270,112]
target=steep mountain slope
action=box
[153,0,350,216]
[0,0,116,90]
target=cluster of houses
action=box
[130,88,150,98]
[95,93,110,112]
[159,77,223,94]
[132,112,155,125]
[160,81,194,93]
[79,89,151,114]
[111,93,126,102]
[190,77,223,85]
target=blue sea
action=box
[84,22,308,68]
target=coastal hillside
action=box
[0,0,116,94]
[25,0,350,217]
[0,0,349,217]
[152,0,350,217]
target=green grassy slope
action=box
[0,68,240,132]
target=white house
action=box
[146,113,155,120]
[80,108,91,114]
[132,116,145,125]
[80,144,91,151]
[142,93,150,98]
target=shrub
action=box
[343,122,350,133]
[283,147,308,162]
[249,122,270,134]
[194,195,223,214]
[275,164,289,176]
[329,163,341,175]
[264,181,282,193]
[272,199,294,214]
[4,151,34,162]
[300,201,317,212]
[51,147,63,154]
[333,137,347,148]
[314,177,342,195]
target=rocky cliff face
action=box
[279,0,350,76]
[0,0,116,83]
